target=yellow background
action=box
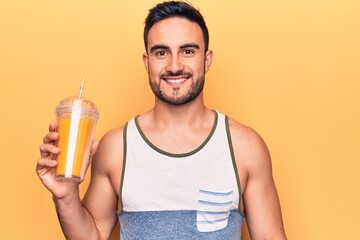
[0,0,359,239]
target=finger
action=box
[49,121,58,132]
[90,140,99,155]
[36,157,57,170]
[87,140,99,167]
[88,153,95,166]
[43,132,59,144]
[40,143,60,158]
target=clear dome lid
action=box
[56,95,99,118]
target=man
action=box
[37,1,287,239]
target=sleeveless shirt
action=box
[118,111,245,239]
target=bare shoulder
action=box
[98,127,125,157]
[227,118,272,172]
[91,125,126,180]
[228,118,286,238]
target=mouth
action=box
[161,71,192,85]
[163,77,189,84]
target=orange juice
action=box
[54,94,99,182]
[55,117,96,181]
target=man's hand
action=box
[36,121,99,199]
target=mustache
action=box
[160,70,192,78]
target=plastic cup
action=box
[54,95,99,182]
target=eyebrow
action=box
[150,43,200,53]
[180,43,200,50]
[150,44,169,53]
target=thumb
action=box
[87,140,99,167]
[90,140,99,155]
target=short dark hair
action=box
[144,1,209,53]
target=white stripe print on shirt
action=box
[197,189,233,232]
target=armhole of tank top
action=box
[225,115,245,218]
[118,121,128,216]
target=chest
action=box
[121,136,240,212]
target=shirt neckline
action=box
[134,110,218,158]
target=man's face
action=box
[143,17,213,105]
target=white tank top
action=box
[118,111,244,240]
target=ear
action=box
[143,53,149,71]
[205,50,213,73]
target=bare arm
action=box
[81,128,124,239]
[229,120,286,239]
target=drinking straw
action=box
[79,78,85,98]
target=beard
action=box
[148,70,205,106]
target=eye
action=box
[155,50,167,58]
[182,49,195,56]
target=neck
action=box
[143,94,212,128]
[136,94,216,154]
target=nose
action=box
[165,55,184,73]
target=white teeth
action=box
[166,78,187,83]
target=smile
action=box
[164,77,188,84]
